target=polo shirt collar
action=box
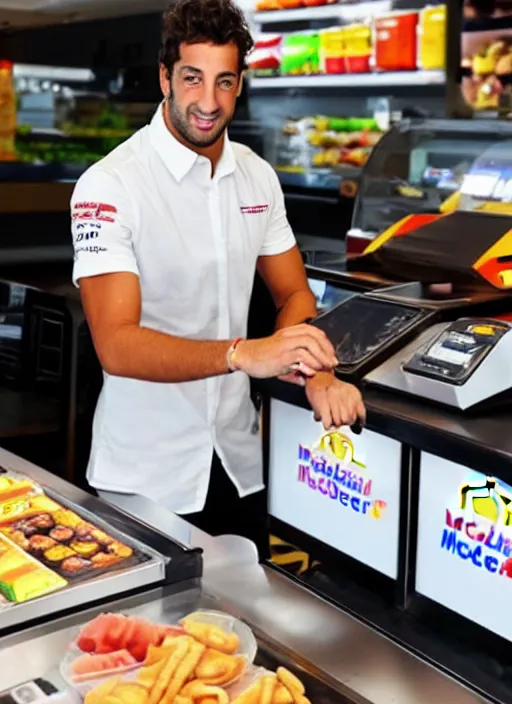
[149,103,236,183]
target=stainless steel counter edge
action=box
[100,491,489,704]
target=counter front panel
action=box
[268,398,402,579]
[416,452,512,643]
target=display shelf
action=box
[253,0,391,25]
[250,69,445,89]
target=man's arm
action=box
[257,245,365,428]
[79,273,233,381]
[79,271,337,383]
[257,246,317,329]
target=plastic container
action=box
[418,4,446,70]
[60,648,140,697]
[181,609,258,664]
[373,11,419,72]
[226,665,271,700]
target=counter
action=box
[0,450,486,704]
[258,372,512,704]
[0,467,485,704]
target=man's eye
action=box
[219,79,235,90]
[184,75,200,85]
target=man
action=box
[71,0,365,556]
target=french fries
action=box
[84,621,310,704]
[231,669,311,704]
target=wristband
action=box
[227,337,244,373]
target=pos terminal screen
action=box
[313,296,425,368]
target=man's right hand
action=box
[233,324,338,379]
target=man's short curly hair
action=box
[159,0,254,76]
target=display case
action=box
[0,449,202,637]
[346,116,512,254]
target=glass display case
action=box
[350,116,512,241]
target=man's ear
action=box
[159,64,171,99]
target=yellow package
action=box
[418,5,446,70]
[0,533,67,602]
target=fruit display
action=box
[71,610,310,704]
[276,115,383,173]
[0,472,143,603]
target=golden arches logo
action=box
[459,476,512,527]
[316,431,356,465]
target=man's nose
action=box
[197,82,219,114]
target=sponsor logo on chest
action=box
[240,204,268,215]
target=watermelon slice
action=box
[75,613,175,662]
[71,649,137,683]
[77,614,112,653]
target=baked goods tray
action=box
[0,487,166,632]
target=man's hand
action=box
[305,372,366,430]
[234,325,338,379]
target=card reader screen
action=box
[424,332,478,369]
[313,296,425,368]
[404,320,510,385]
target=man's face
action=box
[160,41,241,149]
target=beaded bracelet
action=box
[226,337,243,373]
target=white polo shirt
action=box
[71,104,295,514]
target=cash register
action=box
[366,317,512,410]
[310,118,512,404]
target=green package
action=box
[281,33,320,76]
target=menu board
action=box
[416,452,512,642]
[268,399,402,578]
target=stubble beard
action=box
[167,92,231,149]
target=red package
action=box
[374,12,419,71]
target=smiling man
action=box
[70,0,365,557]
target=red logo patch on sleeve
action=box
[72,202,117,223]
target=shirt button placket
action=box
[208,180,228,421]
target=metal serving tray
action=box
[0,483,166,633]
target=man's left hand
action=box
[304,372,366,430]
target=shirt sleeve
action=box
[259,164,297,257]
[71,167,139,286]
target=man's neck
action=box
[162,104,224,176]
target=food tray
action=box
[0,485,151,587]
[60,610,257,697]
[0,475,165,632]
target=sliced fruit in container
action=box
[70,649,138,683]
